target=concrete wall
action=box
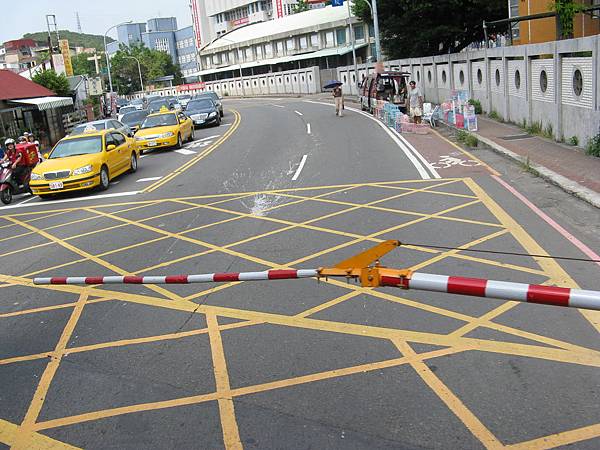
[135,66,321,98]
[336,35,600,146]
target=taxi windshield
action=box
[140,114,178,129]
[50,136,103,159]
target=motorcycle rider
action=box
[1,138,26,186]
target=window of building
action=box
[300,36,308,49]
[325,31,334,47]
[354,26,365,41]
[286,38,295,51]
[276,41,284,54]
[368,24,375,38]
[154,38,170,53]
[310,33,319,47]
[573,69,583,96]
[255,45,263,58]
[212,54,220,64]
[265,43,273,57]
[245,47,253,60]
[336,28,346,45]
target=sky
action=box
[1,0,193,43]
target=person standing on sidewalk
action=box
[409,80,423,124]
[333,85,344,117]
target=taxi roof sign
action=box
[159,106,170,112]
[83,125,98,133]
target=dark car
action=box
[185,98,221,128]
[116,98,129,112]
[148,98,176,113]
[195,91,223,117]
[121,110,150,132]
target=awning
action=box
[193,43,368,78]
[11,96,74,111]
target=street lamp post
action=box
[104,21,132,94]
[361,0,382,62]
[124,55,144,92]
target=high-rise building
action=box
[106,18,199,81]
[190,0,327,48]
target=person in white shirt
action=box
[408,81,423,124]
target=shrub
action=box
[488,110,502,121]
[468,99,482,114]
[569,136,579,146]
[456,129,469,143]
[223,91,229,96]
[465,134,479,147]
[586,133,600,157]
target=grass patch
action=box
[569,136,579,146]
[456,129,478,147]
[488,110,502,121]
[586,133,600,157]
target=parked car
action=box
[121,110,150,133]
[70,119,133,137]
[359,71,411,113]
[117,105,137,122]
[195,91,223,117]
[29,128,140,198]
[185,98,221,128]
[135,110,194,152]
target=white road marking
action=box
[1,191,140,210]
[111,181,120,185]
[198,135,220,141]
[271,104,285,108]
[294,110,303,116]
[221,123,232,127]
[303,100,434,180]
[139,154,147,158]
[136,176,163,183]
[307,123,311,134]
[292,155,308,181]
[175,149,197,155]
[15,194,36,205]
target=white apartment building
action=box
[194,5,373,80]
[189,0,328,49]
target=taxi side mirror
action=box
[106,144,116,151]
[43,153,49,159]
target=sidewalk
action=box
[471,117,600,208]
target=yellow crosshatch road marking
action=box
[1,177,600,449]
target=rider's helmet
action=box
[4,138,15,147]
[17,136,26,143]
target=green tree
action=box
[352,0,506,59]
[551,0,585,39]
[71,52,103,77]
[32,70,71,96]
[23,30,114,52]
[293,0,310,13]
[109,43,183,95]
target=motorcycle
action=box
[0,162,32,205]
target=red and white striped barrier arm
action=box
[33,269,319,285]
[33,269,600,311]
[380,272,600,311]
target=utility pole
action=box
[46,14,58,70]
[371,0,382,61]
[346,0,358,89]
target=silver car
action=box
[70,119,133,137]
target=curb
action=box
[472,133,600,209]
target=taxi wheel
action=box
[38,194,52,200]
[99,166,110,191]
[129,153,138,173]
[189,128,195,142]
[175,134,182,149]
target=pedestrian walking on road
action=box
[408,80,423,124]
[333,85,344,117]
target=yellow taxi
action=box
[30,127,140,198]
[134,108,194,152]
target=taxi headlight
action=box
[161,132,174,138]
[209,111,217,118]
[73,165,93,175]
[30,173,43,180]
[135,136,146,141]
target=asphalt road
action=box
[1,96,600,450]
